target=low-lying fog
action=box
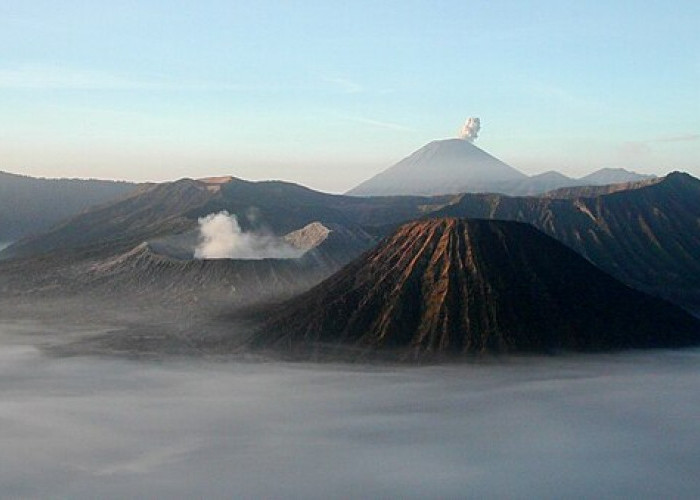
[2,320,699,499]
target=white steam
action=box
[194,211,305,260]
[459,117,481,141]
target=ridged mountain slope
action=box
[3,171,700,312]
[1,179,214,259]
[84,242,335,307]
[541,177,660,198]
[1,176,449,260]
[431,172,700,307]
[254,218,700,357]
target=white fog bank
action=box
[0,321,699,498]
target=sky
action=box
[1,1,698,192]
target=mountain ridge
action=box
[346,139,655,197]
[253,218,700,358]
[0,170,140,241]
[428,172,700,308]
[3,171,699,312]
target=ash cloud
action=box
[459,117,481,141]
[194,211,304,260]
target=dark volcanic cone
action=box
[252,218,700,357]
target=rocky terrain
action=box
[254,218,700,359]
[0,175,452,260]
[3,171,700,313]
[0,220,374,306]
[542,177,660,198]
[0,219,378,356]
[431,172,700,310]
[2,169,700,358]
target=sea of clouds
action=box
[1,320,699,498]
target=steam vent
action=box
[459,117,481,141]
[253,218,700,358]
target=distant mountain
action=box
[4,171,700,313]
[492,168,654,197]
[578,167,655,186]
[493,171,578,196]
[1,176,448,260]
[346,137,656,197]
[543,177,660,199]
[0,178,212,259]
[347,139,527,196]
[253,218,700,358]
[0,170,139,241]
[429,172,700,310]
[496,167,654,196]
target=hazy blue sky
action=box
[1,1,698,192]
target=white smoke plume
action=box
[459,117,481,141]
[194,211,305,260]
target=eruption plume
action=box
[459,117,481,141]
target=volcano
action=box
[347,139,527,196]
[253,218,700,357]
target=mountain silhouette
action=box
[347,139,527,196]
